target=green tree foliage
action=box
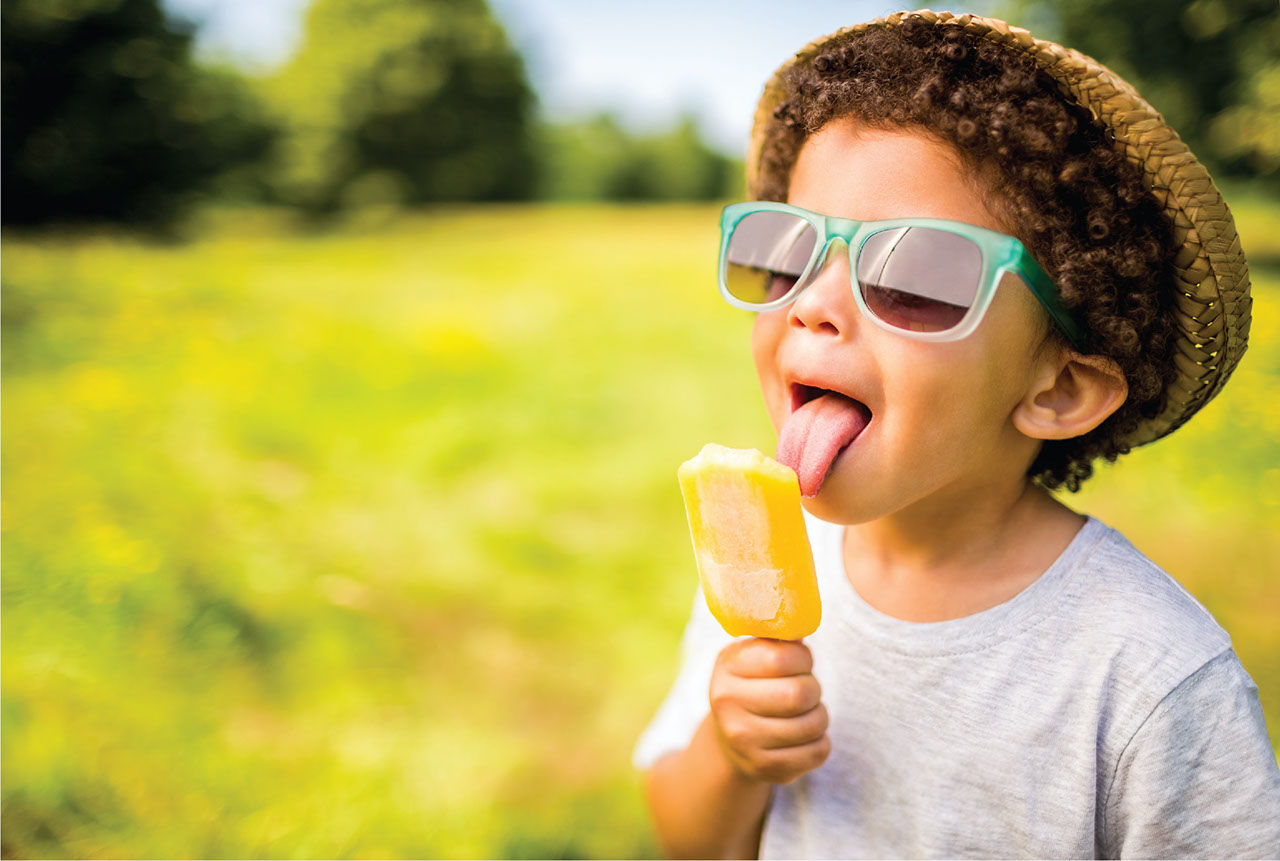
[536,114,742,202]
[1206,23,1280,181]
[1008,0,1280,187]
[1,0,277,227]
[260,0,537,212]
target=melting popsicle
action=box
[678,443,821,640]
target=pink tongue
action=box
[776,393,869,498]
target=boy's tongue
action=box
[776,392,869,498]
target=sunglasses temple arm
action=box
[1014,262,1090,352]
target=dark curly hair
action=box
[755,15,1180,492]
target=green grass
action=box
[3,201,1279,858]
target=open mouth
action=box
[778,383,873,497]
[789,383,873,421]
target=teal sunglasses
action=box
[718,201,1087,350]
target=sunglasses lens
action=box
[856,227,982,333]
[723,211,819,305]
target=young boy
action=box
[635,11,1280,859]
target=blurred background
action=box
[2,0,1278,857]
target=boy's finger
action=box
[735,673,823,717]
[755,704,830,750]
[716,702,828,753]
[725,637,814,678]
[759,733,832,784]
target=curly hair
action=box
[755,15,1180,492]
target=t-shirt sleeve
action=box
[1103,648,1280,859]
[632,588,736,771]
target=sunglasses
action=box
[718,201,1087,350]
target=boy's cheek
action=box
[750,317,788,429]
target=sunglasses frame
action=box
[718,201,1088,350]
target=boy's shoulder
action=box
[1070,517,1229,647]
[1053,515,1234,698]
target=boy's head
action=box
[741,10,1251,494]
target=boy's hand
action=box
[708,637,830,785]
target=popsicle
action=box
[678,444,821,640]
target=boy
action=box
[635,11,1280,859]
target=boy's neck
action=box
[841,481,1086,624]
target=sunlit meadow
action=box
[3,197,1278,858]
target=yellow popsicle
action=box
[678,444,821,640]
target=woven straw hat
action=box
[747,9,1251,448]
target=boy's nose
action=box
[787,240,857,337]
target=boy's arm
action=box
[643,715,772,860]
[642,637,830,860]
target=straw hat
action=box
[747,9,1251,448]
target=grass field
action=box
[3,198,1279,858]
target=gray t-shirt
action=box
[634,514,1280,858]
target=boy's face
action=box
[752,118,1059,525]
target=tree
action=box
[1006,0,1280,187]
[536,114,741,202]
[614,117,740,202]
[260,0,537,212]
[1,0,276,227]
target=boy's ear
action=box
[1013,350,1128,441]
